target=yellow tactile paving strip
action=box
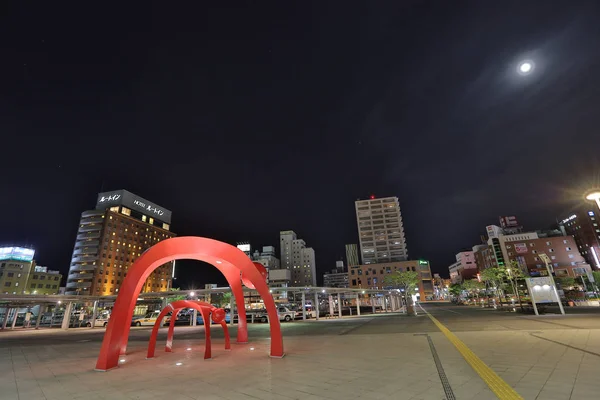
[426,312,524,400]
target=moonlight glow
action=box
[517,60,534,75]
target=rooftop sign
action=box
[96,190,172,224]
[0,247,35,262]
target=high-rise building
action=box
[65,190,175,296]
[559,208,600,270]
[345,244,359,267]
[355,196,407,264]
[279,230,316,286]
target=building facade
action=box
[355,196,407,264]
[65,190,175,296]
[559,208,600,270]
[279,230,316,286]
[0,248,62,295]
[501,235,589,278]
[447,251,478,283]
[323,261,349,288]
[252,246,281,270]
[267,268,291,301]
[26,265,62,295]
[0,247,35,294]
[345,244,360,267]
[473,244,498,271]
[348,260,433,299]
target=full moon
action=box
[520,62,531,73]
[518,61,534,75]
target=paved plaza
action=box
[1,302,600,400]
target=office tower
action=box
[280,230,316,286]
[65,190,175,295]
[559,208,600,270]
[355,196,408,264]
[345,244,359,267]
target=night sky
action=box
[3,2,600,288]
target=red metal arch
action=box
[95,237,283,371]
[147,300,230,360]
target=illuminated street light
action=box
[585,190,600,211]
[189,291,195,297]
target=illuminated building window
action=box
[149,218,154,225]
[110,206,119,212]
[162,223,170,230]
[121,207,131,216]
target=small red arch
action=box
[147,300,229,360]
[95,237,283,371]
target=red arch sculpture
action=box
[147,300,230,360]
[95,237,284,371]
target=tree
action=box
[555,276,576,289]
[383,270,419,292]
[479,267,506,305]
[167,287,187,303]
[219,292,232,308]
[383,270,420,308]
[462,279,485,299]
[592,271,600,287]
[448,283,463,297]
[507,261,525,310]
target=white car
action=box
[131,311,170,326]
[277,307,295,322]
[84,315,110,327]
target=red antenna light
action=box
[370,194,375,199]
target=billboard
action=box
[96,190,172,224]
[499,216,519,228]
[237,244,251,253]
[0,247,35,262]
[514,243,528,254]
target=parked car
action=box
[277,307,295,322]
[83,314,110,327]
[131,311,170,326]
[246,310,269,323]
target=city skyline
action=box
[3,2,600,287]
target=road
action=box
[1,302,600,399]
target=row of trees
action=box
[450,264,600,307]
